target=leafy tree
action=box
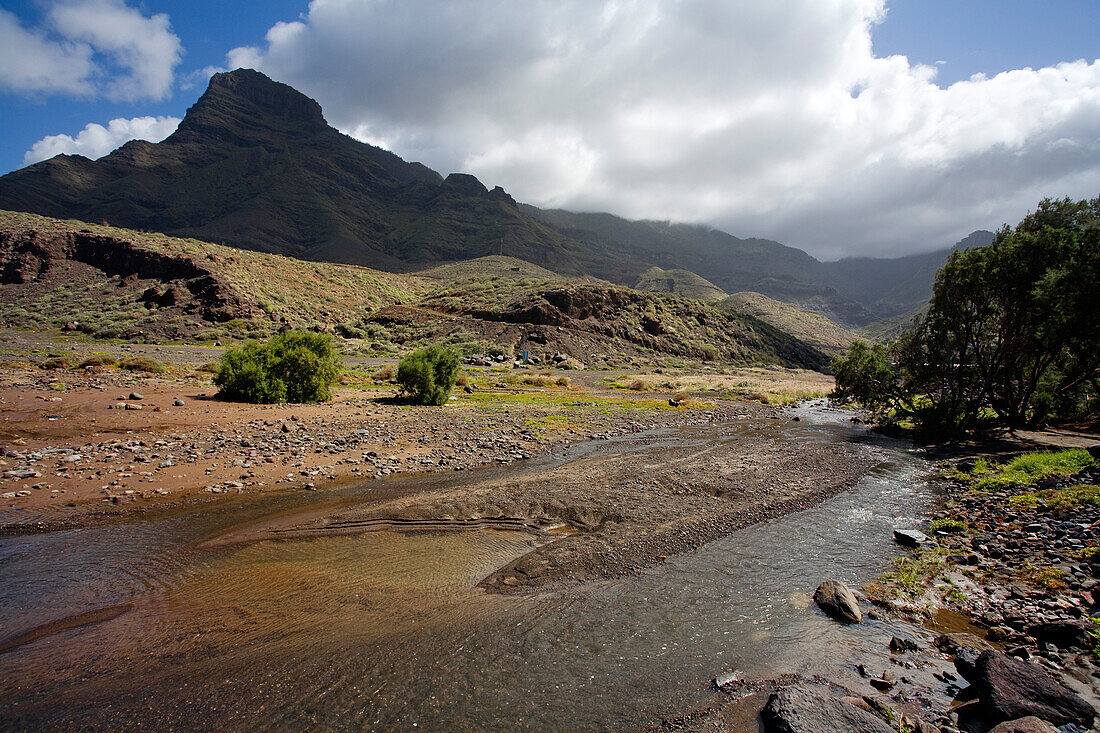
[215,330,339,404]
[835,196,1099,433]
[396,344,460,406]
[830,340,903,418]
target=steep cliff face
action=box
[0,69,585,272]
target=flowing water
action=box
[0,403,944,731]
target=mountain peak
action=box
[171,68,328,143]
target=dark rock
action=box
[973,650,1094,727]
[894,528,929,546]
[813,580,862,624]
[988,716,1059,733]
[869,676,894,691]
[1026,621,1090,650]
[955,647,983,682]
[890,636,920,653]
[761,683,895,733]
[1087,445,1100,461]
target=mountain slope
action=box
[718,292,858,356]
[0,70,602,275]
[633,267,727,302]
[0,68,985,328]
[0,210,828,370]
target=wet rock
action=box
[935,633,995,656]
[869,674,894,691]
[761,683,894,733]
[813,580,862,624]
[988,716,1059,733]
[889,635,920,653]
[894,528,929,547]
[713,670,739,689]
[973,650,1094,728]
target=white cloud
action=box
[219,0,1097,257]
[23,115,181,165]
[0,1,181,101]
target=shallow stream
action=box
[0,402,945,730]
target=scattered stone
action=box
[3,468,40,479]
[124,403,143,411]
[893,528,928,546]
[869,675,894,691]
[889,636,920,653]
[173,398,185,406]
[128,392,143,400]
[813,580,862,624]
[713,670,739,689]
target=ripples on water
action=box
[0,403,941,731]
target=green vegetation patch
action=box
[866,546,952,609]
[215,330,339,404]
[967,449,1095,492]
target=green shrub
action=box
[396,344,460,406]
[214,331,339,404]
[118,355,167,373]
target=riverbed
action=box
[0,402,943,730]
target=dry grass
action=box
[613,367,833,404]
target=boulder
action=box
[761,683,894,733]
[973,650,1094,727]
[813,580,862,624]
[1026,620,1090,650]
[1087,444,1100,460]
[988,717,1059,733]
[893,528,928,546]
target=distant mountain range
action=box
[0,69,993,328]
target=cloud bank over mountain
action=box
[22,115,181,166]
[223,0,1100,258]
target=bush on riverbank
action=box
[215,330,338,403]
[396,344,460,406]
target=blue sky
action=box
[1,0,1098,258]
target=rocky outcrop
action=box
[0,226,254,323]
[813,580,862,624]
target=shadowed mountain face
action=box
[0,69,599,273]
[525,207,993,326]
[0,68,990,327]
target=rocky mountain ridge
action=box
[0,68,993,327]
